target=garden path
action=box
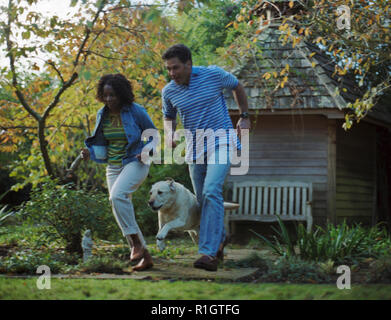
[1,248,271,281]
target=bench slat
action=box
[295,187,301,216]
[276,187,281,215]
[289,187,294,216]
[270,187,275,216]
[302,188,307,217]
[227,181,313,235]
[263,187,269,215]
[257,186,262,216]
[282,187,288,215]
[251,186,256,215]
[232,184,238,215]
[244,186,250,215]
[238,187,243,215]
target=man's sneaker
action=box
[193,255,218,271]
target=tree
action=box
[171,0,242,65]
[0,0,178,190]
[224,0,390,128]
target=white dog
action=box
[148,179,239,251]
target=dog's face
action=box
[148,180,176,211]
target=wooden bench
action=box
[225,181,313,235]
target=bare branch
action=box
[102,3,167,13]
[42,2,109,121]
[46,60,65,83]
[0,125,83,130]
[73,0,107,68]
[84,50,134,61]
[42,72,79,121]
[5,0,41,122]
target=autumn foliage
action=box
[0,0,179,189]
[225,0,390,128]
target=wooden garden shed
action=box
[223,20,391,232]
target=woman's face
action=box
[103,84,121,112]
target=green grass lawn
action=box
[0,278,390,300]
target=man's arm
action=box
[232,82,251,134]
[164,117,177,148]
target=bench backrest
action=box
[231,181,313,218]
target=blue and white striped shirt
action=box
[162,66,240,162]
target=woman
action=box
[81,74,156,271]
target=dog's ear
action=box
[168,180,176,192]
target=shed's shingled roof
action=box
[224,25,391,126]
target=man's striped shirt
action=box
[162,66,240,162]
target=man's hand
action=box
[232,82,251,140]
[236,117,251,141]
[80,148,90,161]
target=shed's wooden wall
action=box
[226,114,329,225]
[336,121,376,225]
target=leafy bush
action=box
[0,248,78,274]
[148,241,188,259]
[296,222,366,263]
[19,178,120,254]
[262,257,332,284]
[250,217,297,259]
[110,246,131,261]
[80,256,127,274]
[225,252,269,270]
[0,224,60,249]
[367,256,391,283]
[251,218,391,264]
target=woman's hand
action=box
[136,151,150,164]
[80,148,90,161]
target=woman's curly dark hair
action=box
[96,74,134,106]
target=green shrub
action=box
[19,178,120,254]
[80,256,127,274]
[111,246,131,261]
[251,218,391,264]
[224,252,269,270]
[297,222,391,263]
[263,257,332,284]
[250,217,297,259]
[148,241,187,259]
[367,256,391,283]
[297,221,365,263]
[0,224,62,249]
[0,248,77,274]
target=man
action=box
[161,44,250,271]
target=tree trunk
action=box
[38,119,55,178]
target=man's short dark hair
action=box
[162,44,192,64]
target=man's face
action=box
[165,57,192,85]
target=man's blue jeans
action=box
[188,151,231,257]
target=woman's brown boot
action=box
[132,249,153,271]
[126,234,145,262]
